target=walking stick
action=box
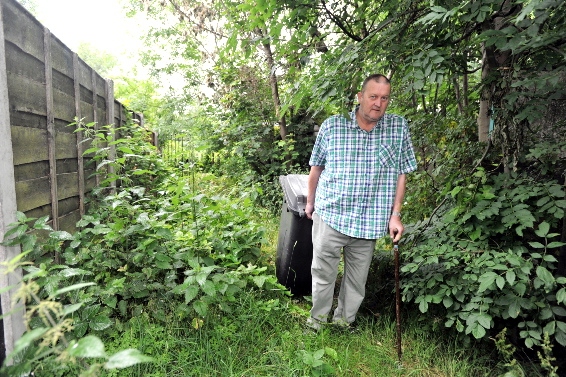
[393,238,402,366]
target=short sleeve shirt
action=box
[309,110,417,239]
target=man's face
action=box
[357,80,391,123]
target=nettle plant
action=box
[0,213,153,377]
[2,119,287,374]
[64,120,286,326]
[402,169,566,349]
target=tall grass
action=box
[101,290,505,377]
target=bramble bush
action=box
[402,168,566,353]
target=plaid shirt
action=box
[309,110,417,239]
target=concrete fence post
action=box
[0,0,26,363]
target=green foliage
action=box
[0,217,153,376]
[65,121,288,327]
[494,329,527,377]
[296,347,337,376]
[403,112,483,223]
[74,119,165,192]
[77,43,118,77]
[1,119,291,374]
[402,170,566,353]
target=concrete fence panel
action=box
[0,0,143,363]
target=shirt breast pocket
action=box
[378,144,398,169]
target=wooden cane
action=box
[394,240,402,365]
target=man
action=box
[305,73,417,331]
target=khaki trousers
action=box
[309,213,376,326]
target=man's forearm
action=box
[391,174,407,214]
[306,165,324,218]
[307,166,324,203]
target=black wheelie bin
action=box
[276,174,313,296]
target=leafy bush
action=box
[0,214,153,377]
[402,169,566,352]
[1,119,288,374]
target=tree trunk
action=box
[454,76,463,115]
[257,28,288,140]
[477,0,515,144]
[478,43,491,143]
[463,72,469,108]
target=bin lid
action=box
[279,174,309,217]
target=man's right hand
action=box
[305,203,314,219]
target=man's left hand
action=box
[389,217,404,242]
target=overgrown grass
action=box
[100,290,503,377]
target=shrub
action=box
[402,169,566,352]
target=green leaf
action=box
[90,315,113,331]
[419,299,428,313]
[50,282,96,297]
[496,276,505,290]
[3,224,28,240]
[543,255,558,262]
[202,280,216,297]
[525,337,534,348]
[324,347,338,360]
[67,335,106,358]
[184,285,199,304]
[193,300,208,317]
[313,349,325,360]
[104,295,118,309]
[552,306,566,317]
[252,275,268,288]
[557,288,566,305]
[301,350,314,365]
[63,303,83,316]
[506,270,516,285]
[478,272,498,293]
[540,308,553,320]
[477,313,492,329]
[105,349,154,369]
[543,321,556,335]
[74,322,89,338]
[196,271,211,286]
[312,359,324,368]
[528,242,545,249]
[156,260,173,269]
[536,266,555,287]
[471,323,486,339]
[451,186,463,197]
[535,222,550,237]
[547,242,566,248]
[50,231,74,241]
[509,300,521,318]
[443,296,453,308]
[556,331,566,346]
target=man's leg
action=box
[332,237,376,325]
[308,213,346,329]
